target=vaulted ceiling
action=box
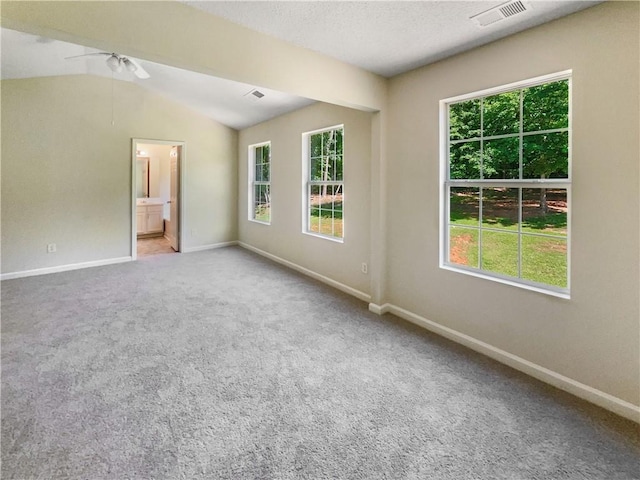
[0,28,315,130]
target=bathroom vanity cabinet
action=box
[136,203,164,236]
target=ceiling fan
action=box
[65,52,150,79]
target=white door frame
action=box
[131,138,186,260]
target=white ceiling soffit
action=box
[0,28,314,130]
[183,0,603,78]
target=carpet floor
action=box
[1,246,638,479]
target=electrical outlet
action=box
[47,243,57,253]
[361,262,368,274]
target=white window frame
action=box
[439,70,572,298]
[302,125,345,242]
[248,141,271,225]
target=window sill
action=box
[303,231,344,244]
[440,263,570,299]
[249,219,271,226]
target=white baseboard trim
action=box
[370,302,640,423]
[181,241,238,253]
[368,303,391,315]
[1,256,132,281]
[239,242,371,303]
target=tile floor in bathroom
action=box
[137,236,176,258]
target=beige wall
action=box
[1,75,238,274]
[239,103,372,297]
[385,2,639,405]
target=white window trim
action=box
[248,141,271,225]
[439,70,572,299]
[301,124,345,243]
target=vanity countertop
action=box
[137,198,164,206]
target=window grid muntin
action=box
[449,128,569,145]
[305,126,344,240]
[249,141,271,225]
[448,77,570,183]
[519,89,524,181]
[443,73,570,295]
[447,184,570,292]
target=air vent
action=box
[244,88,265,102]
[471,0,531,27]
[500,0,527,17]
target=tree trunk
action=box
[321,130,335,198]
[539,173,548,215]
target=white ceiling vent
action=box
[471,1,531,27]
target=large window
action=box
[441,71,571,296]
[303,126,344,240]
[249,142,271,224]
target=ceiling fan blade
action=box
[126,57,150,79]
[64,52,111,60]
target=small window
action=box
[441,72,571,297]
[303,126,344,240]
[249,142,271,224]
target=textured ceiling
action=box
[183,1,603,77]
[2,1,603,129]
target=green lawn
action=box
[449,190,567,288]
[521,235,567,287]
[309,215,343,238]
[254,201,344,238]
[451,210,567,236]
[253,205,270,223]
[449,225,567,288]
[309,199,343,238]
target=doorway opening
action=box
[131,139,184,259]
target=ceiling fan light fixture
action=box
[123,58,137,73]
[106,54,122,73]
[65,51,149,79]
